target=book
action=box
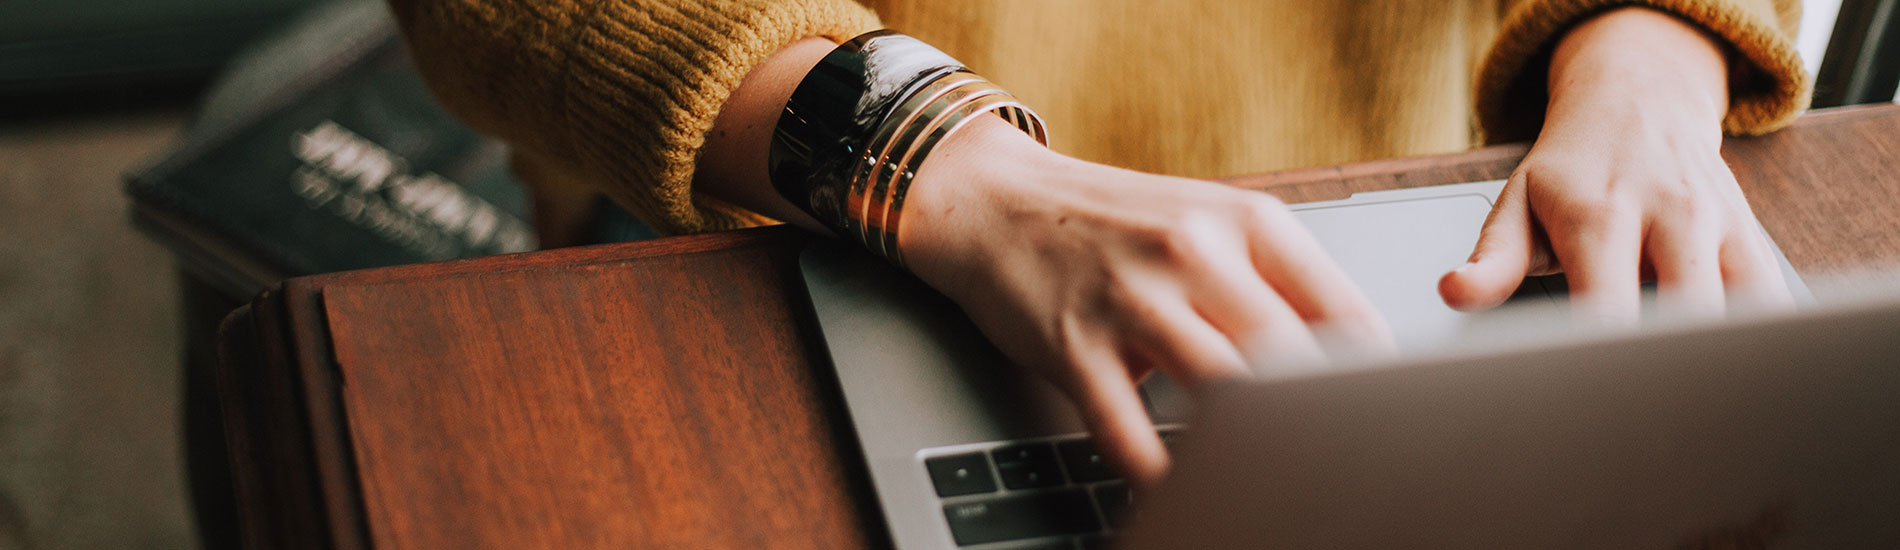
[127,0,541,300]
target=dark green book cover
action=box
[127,8,536,298]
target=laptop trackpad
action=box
[1150,191,1533,423]
[1291,192,1556,352]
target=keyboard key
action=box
[925,453,998,497]
[942,488,1102,546]
[1057,439,1116,483]
[992,443,1064,490]
[1093,481,1135,529]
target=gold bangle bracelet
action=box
[859,80,1008,255]
[848,72,1046,265]
[876,94,1042,264]
[849,73,991,251]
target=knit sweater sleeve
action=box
[1476,0,1810,143]
[386,0,882,235]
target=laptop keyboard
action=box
[921,428,1180,549]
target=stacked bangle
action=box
[769,30,1047,266]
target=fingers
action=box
[1176,246,1331,376]
[1441,175,1545,311]
[1087,285,1259,487]
[1066,351,1169,487]
[1546,197,1645,325]
[1239,199,1396,355]
[1126,298,1252,387]
[1646,217,1727,319]
[1719,225,1795,311]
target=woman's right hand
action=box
[690,40,1386,484]
[900,115,1394,486]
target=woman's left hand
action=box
[1439,7,1792,323]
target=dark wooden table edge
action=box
[296,223,816,291]
[218,292,358,550]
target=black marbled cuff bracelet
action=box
[768,30,1046,263]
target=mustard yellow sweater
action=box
[387,0,1809,236]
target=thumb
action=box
[1440,177,1539,311]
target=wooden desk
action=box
[218,105,1900,550]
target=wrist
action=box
[1547,7,1729,127]
[901,114,1069,270]
[697,37,839,229]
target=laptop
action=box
[1120,291,1900,548]
[798,180,1849,549]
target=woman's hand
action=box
[901,115,1394,486]
[1439,7,1792,322]
[695,38,1390,485]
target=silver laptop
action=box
[1121,292,1900,549]
[798,181,1845,550]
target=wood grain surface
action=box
[219,105,1900,550]
[321,240,880,549]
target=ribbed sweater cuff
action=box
[1475,0,1812,143]
[561,0,880,234]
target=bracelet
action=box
[769,30,1047,265]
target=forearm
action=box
[1476,0,1808,143]
[388,0,880,235]
[693,37,838,234]
[1546,8,1729,129]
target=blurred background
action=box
[0,0,1887,548]
[4,2,324,548]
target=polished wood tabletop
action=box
[217,105,1900,550]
